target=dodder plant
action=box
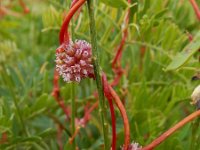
[54,0,130,149]
[1,0,200,150]
[54,0,200,150]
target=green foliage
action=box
[0,0,200,150]
[100,0,130,8]
[166,31,200,71]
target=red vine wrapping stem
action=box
[51,69,70,120]
[102,73,130,150]
[82,101,99,124]
[57,125,64,150]
[111,0,131,86]
[142,110,200,150]
[112,30,128,69]
[0,132,7,144]
[102,74,117,150]
[18,0,30,14]
[71,0,80,8]
[52,0,83,121]
[69,102,98,144]
[59,0,86,44]
[189,0,200,21]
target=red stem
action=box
[59,0,86,44]
[18,0,30,14]
[82,101,99,124]
[57,125,64,150]
[69,102,99,144]
[71,0,80,8]
[0,132,7,144]
[142,110,200,150]
[102,74,117,150]
[112,31,128,69]
[108,84,130,150]
[189,0,200,21]
[139,46,146,71]
[102,73,130,150]
[111,0,131,86]
[51,69,70,120]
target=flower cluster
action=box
[121,142,142,150]
[56,39,94,83]
[191,85,200,109]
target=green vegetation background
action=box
[0,0,200,149]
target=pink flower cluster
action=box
[121,142,142,150]
[55,40,94,83]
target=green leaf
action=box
[100,0,129,8]
[32,93,49,111]
[165,32,200,71]
[37,128,56,138]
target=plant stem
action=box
[142,110,200,150]
[52,69,70,121]
[71,83,76,150]
[108,84,130,150]
[87,0,109,149]
[59,0,86,44]
[102,74,117,150]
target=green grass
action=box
[0,0,200,150]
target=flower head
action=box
[121,142,142,150]
[191,85,200,109]
[56,39,94,83]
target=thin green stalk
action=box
[71,12,76,150]
[71,83,76,150]
[87,1,109,150]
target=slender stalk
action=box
[70,3,77,147]
[142,110,200,150]
[71,83,76,150]
[87,0,109,149]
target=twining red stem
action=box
[51,69,70,120]
[189,0,200,21]
[102,74,117,150]
[71,0,80,8]
[112,30,128,69]
[69,101,99,144]
[102,73,130,150]
[142,110,200,150]
[82,101,99,124]
[108,85,130,150]
[111,0,131,86]
[69,127,80,144]
[59,0,86,44]
[139,46,146,71]
[18,0,30,14]
[57,125,64,150]
[0,132,7,144]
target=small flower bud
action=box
[55,39,94,83]
[191,85,200,109]
[121,142,142,150]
